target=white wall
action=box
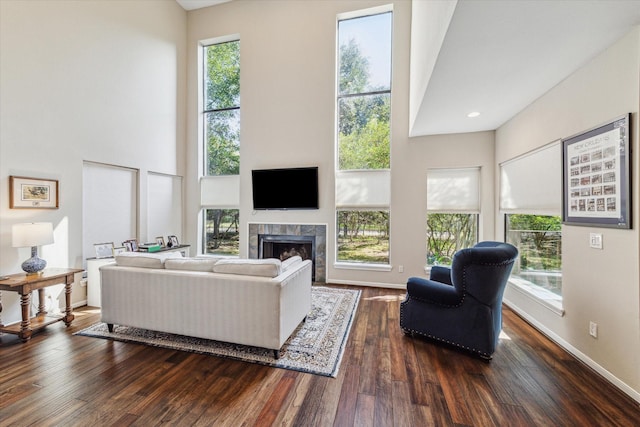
[0,0,187,322]
[185,0,495,287]
[496,27,640,401]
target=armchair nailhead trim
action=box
[399,298,492,360]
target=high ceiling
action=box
[410,0,640,136]
[176,0,640,136]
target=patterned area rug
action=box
[75,286,360,378]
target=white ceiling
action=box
[410,0,640,136]
[176,0,640,136]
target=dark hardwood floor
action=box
[1,285,638,426]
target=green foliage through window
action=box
[506,214,562,295]
[337,13,391,171]
[337,210,389,264]
[204,40,240,176]
[426,214,478,265]
[204,209,239,255]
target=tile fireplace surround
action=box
[248,223,326,282]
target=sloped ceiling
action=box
[410,0,640,136]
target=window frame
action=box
[199,35,241,257]
[334,7,393,269]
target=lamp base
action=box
[22,246,47,275]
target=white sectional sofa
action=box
[99,252,312,358]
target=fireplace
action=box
[259,235,315,281]
[248,223,326,282]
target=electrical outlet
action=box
[589,321,598,338]
[398,265,404,273]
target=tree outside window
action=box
[506,214,562,295]
[336,11,392,264]
[203,208,239,256]
[203,40,240,255]
[426,214,478,265]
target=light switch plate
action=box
[590,233,603,249]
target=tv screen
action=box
[252,167,319,210]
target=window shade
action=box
[500,142,561,215]
[200,175,240,207]
[427,167,480,213]
[148,172,182,241]
[335,169,390,209]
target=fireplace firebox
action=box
[259,234,315,281]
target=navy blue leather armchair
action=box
[400,241,518,359]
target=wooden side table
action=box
[0,268,83,342]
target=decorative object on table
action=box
[122,239,138,251]
[94,242,114,259]
[75,286,360,377]
[138,243,162,253]
[112,246,126,256]
[11,222,55,274]
[400,241,518,359]
[167,235,179,247]
[9,176,59,209]
[155,236,165,247]
[562,113,631,229]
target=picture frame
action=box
[168,235,179,247]
[94,242,115,259]
[122,240,136,252]
[9,176,59,209]
[562,113,631,229]
[155,236,165,247]
[113,246,127,256]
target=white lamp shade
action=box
[12,222,54,247]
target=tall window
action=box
[426,168,480,265]
[500,142,563,296]
[336,9,392,265]
[202,40,240,255]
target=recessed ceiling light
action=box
[467,111,481,118]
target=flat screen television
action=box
[252,167,319,210]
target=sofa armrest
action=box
[407,276,462,306]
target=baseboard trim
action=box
[503,298,640,404]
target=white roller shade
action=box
[335,169,390,209]
[427,167,480,213]
[500,141,561,215]
[148,172,182,240]
[200,175,240,207]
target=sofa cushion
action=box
[165,258,218,272]
[213,258,282,277]
[281,256,303,272]
[115,251,183,269]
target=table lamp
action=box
[12,222,54,274]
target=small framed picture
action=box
[94,242,115,259]
[113,246,127,256]
[10,176,59,209]
[127,239,139,251]
[168,235,179,247]
[155,236,165,247]
[123,241,133,251]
